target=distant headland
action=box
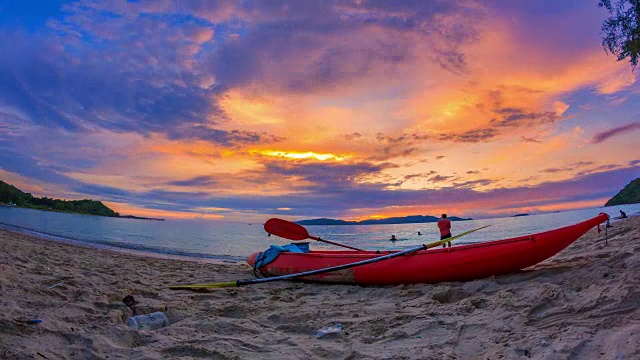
[296,215,472,226]
[605,177,640,206]
[0,180,164,221]
[117,215,164,221]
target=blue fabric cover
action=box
[254,243,308,269]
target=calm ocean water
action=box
[1,204,639,263]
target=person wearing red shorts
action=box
[438,214,452,248]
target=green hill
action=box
[0,180,119,217]
[605,178,640,206]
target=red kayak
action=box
[247,214,608,285]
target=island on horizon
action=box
[296,214,472,226]
[0,180,164,221]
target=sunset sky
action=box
[1,0,639,221]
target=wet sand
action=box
[0,217,638,359]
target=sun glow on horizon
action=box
[103,202,225,220]
[255,150,350,161]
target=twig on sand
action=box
[45,282,65,289]
[55,301,69,309]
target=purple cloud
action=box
[439,128,499,143]
[0,0,488,149]
[440,106,562,143]
[521,136,542,143]
[490,109,559,128]
[591,122,640,143]
[171,126,285,146]
[0,29,217,134]
[1,0,638,220]
[260,159,398,192]
[168,176,217,187]
[344,132,363,141]
[5,145,636,219]
[451,179,496,189]
[542,161,605,174]
[428,174,454,183]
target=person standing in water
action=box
[438,214,452,248]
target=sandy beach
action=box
[1,217,638,360]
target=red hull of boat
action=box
[247,214,608,285]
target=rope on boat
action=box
[252,252,270,278]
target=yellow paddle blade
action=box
[169,281,237,289]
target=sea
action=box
[1,204,639,263]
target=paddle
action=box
[169,225,489,289]
[264,218,365,251]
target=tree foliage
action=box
[599,0,640,69]
[0,180,119,217]
[605,177,640,206]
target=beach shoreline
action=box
[1,218,638,359]
[0,222,245,265]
